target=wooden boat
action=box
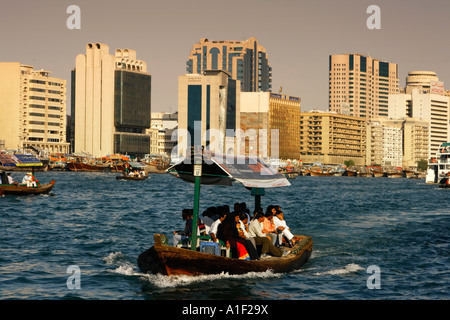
[67,161,110,172]
[137,150,312,276]
[386,172,403,178]
[372,170,385,177]
[116,174,147,180]
[0,180,55,196]
[138,233,312,276]
[343,170,357,177]
[439,177,450,188]
[309,170,333,176]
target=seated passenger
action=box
[22,172,37,187]
[273,209,296,247]
[263,210,278,246]
[218,212,253,260]
[209,210,226,243]
[248,212,285,258]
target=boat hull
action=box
[0,181,55,195]
[137,234,313,276]
[116,175,147,180]
[67,162,110,172]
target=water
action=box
[0,171,449,300]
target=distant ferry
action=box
[426,143,450,184]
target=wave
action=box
[313,263,364,276]
[102,251,284,288]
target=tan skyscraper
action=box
[186,38,272,92]
[329,54,399,118]
[0,62,69,153]
[71,43,151,157]
[240,92,301,160]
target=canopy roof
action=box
[0,154,42,167]
[168,152,290,188]
[127,161,147,169]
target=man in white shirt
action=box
[249,212,285,258]
[273,210,295,247]
[209,211,226,243]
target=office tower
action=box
[388,71,449,158]
[240,92,301,160]
[329,53,399,118]
[186,38,272,92]
[71,43,151,157]
[177,70,240,157]
[0,62,69,153]
[299,110,367,165]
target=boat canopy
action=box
[0,154,42,167]
[127,161,147,169]
[168,152,290,189]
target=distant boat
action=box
[438,176,450,188]
[426,142,450,184]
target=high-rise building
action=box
[366,118,403,168]
[0,62,69,154]
[186,38,272,92]
[329,54,399,118]
[240,92,301,160]
[71,43,151,157]
[388,71,449,158]
[299,110,367,165]
[177,70,240,157]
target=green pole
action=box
[191,173,201,251]
[190,146,203,251]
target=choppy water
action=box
[0,171,449,300]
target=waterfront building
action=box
[402,118,429,168]
[0,62,69,154]
[186,38,272,92]
[240,92,301,160]
[329,53,399,118]
[71,43,151,157]
[299,110,367,165]
[177,70,240,157]
[366,119,403,168]
[388,71,450,158]
[148,112,178,156]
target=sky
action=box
[1,0,449,113]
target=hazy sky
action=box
[1,0,449,113]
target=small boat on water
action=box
[137,150,313,276]
[438,176,450,188]
[0,180,55,196]
[116,174,147,181]
[426,142,450,184]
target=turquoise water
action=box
[0,171,449,300]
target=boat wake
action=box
[313,263,364,276]
[103,251,285,288]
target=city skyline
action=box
[1,0,449,113]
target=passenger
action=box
[0,171,8,184]
[22,172,37,187]
[7,173,19,186]
[273,209,296,247]
[202,208,215,234]
[209,210,226,242]
[173,209,192,246]
[218,212,252,259]
[239,212,258,260]
[263,210,278,246]
[248,212,286,258]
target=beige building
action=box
[300,110,367,165]
[366,119,403,167]
[329,54,399,118]
[240,92,301,160]
[71,43,151,158]
[186,38,272,92]
[402,118,429,168]
[148,112,178,156]
[177,70,240,158]
[0,62,69,154]
[388,71,449,158]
